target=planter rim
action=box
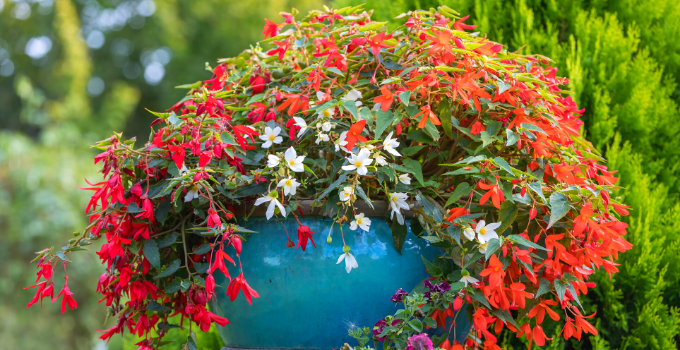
[231,199,421,218]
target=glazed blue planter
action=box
[209,209,470,349]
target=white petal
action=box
[357,166,368,176]
[486,222,502,230]
[336,253,346,264]
[273,126,281,135]
[285,147,296,162]
[476,220,486,232]
[266,200,276,220]
[342,164,357,171]
[275,199,287,217]
[254,196,271,206]
[274,136,283,144]
[350,221,358,230]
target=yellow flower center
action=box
[479,227,487,234]
[285,180,292,186]
[289,160,295,165]
[357,218,363,224]
[355,161,362,167]
[269,134,276,141]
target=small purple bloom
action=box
[423,280,435,291]
[391,288,408,303]
[372,319,401,341]
[405,333,434,350]
[434,281,451,294]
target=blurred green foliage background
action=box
[2,0,680,349]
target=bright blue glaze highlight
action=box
[210,216,470,349]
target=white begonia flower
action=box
[375,154,388,166]
[184,186,199,202]
[318,107,335,119]
[463,227,476,241]
[179,165,189,175]
[350,213,372,231]
[277,177,300,196]
[383,132,401,157]
[259,126,283,148]
[460,275,480,287]
[321,121,333,132]
[398,174,411,185]
[267,154,280,168]
[336,131,348,152]
[342,148,373,176]
[339,186,353,202]
[343,89,363,106]
[284,147,305,173]
[389,192,409,225]
[478,241,489,254]
[337,251,358,273]
[475,220,502,244]
[254,191,287,220]
[293,117,308,137]
[315,133,330,145]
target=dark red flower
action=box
[296,225,316,251]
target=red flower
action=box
[344,119,368,150]
[226,273,260,305]
[167,144,186,170]
[56,283,78,313]
[207,208,221,228]
[208,249,235,278]
[453,15,476,31]
[479,255,505,287]
[478,180,505,209]
[262,19,279,39]
[24,281,53,308]
[297,225,317,251]
[268,40,290,60]
[367,32,395,58]
[414,105,441,129]
[373,86,394,112]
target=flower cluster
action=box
[27,5,630,350]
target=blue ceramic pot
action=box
[209,210,470,349]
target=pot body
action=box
[210,216,470,349]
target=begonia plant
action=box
[26,5,632,350]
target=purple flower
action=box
[423,280,435,291]
[372,319,401,341]
[424,281,450,301]
[406,333,434,350]
[391,288,408,303]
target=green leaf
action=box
[192,244,211,255]
[496,201,518,234]
[423,317,437,329]
[421,255,443,276]
[485,238,502,260]
[444,182,471,208]
[375,109,393,139]
[463,251,484,268]
[327,67,345,77]
[233,182,268,198]
[535,278,552,298]
[165,278,182,293]
[423,119,441,141]
[155,201,172,225]
[389,216,408,254]
[446,225,462,244]
[506,128,519,146]
[508,234,548,251]
[154,259,180,279]
[480,131,494,147]
[554,279,566,302]
[469,288,491,308]
[520,123,547,135]
[566,282,584,310]
[220,132,236,146]
[157,232,178,248]
[401,145,425,156]
[528,182,546,202]
[403,158,424,186]
[408,319,423,333]
[343,100,359,120]
[354,186,374,210]
[407,129,436,145]
[359,21,387,31]
[144,239,161,269]
[398,90,411,107]
[314,173,347,205]
[127,202,143,213]
[548,192,570,228]
[493,157,516,176]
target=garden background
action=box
[1,0,679,349]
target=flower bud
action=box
[268,190,279,199]
[232,236,242,255]
[286,240,295,248]
[327,235,332,244]
[342,245,351,253]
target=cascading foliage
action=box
[25,5,632,350]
